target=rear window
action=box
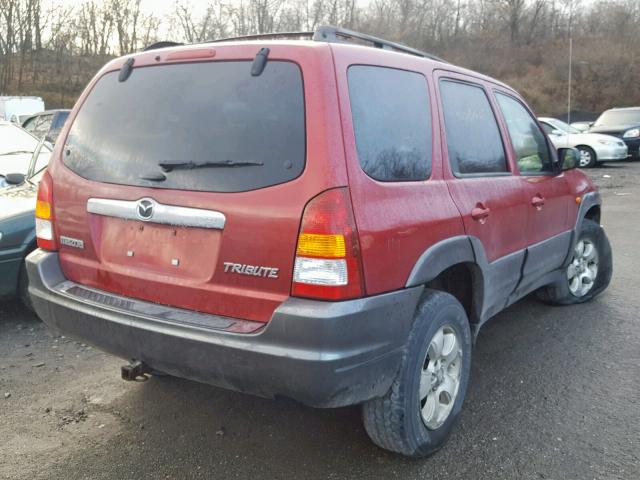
[63,61,305,193]
[348,66,431,181]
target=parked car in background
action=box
[0,96,45,123]
[0,121,51,177]
[22,110,70,143]
[538,117,628,168]
[27,27,612,458]
[570,121,593,133]
[589,107,640,160]
[0,149,47,308]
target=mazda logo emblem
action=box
[136,198,155,221]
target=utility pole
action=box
[568,36,572,130]
[567,0,573,136]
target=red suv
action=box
[27,27,612,457]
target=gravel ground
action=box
[1,162,639,480]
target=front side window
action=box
[348,66,432,181]
[495,93,553,174]
[439,80,507,175]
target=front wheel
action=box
[362,290,472,457]
[577,146,597,168]
[537,219,612,305]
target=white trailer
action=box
[0,96,45,123]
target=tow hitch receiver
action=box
[121,360,151,382]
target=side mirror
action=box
[558,147,579,171]
[5,172,26,185]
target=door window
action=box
[495,93,553,174]
[439,80,507,175]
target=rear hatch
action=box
[50,44,345,323]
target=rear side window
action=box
[63,61,305,193]
[495,93,553,174]
[440,80,507,175]
[348,66,431,181]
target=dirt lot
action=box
[1,163,639,480]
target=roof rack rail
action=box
[201,25,446,62]
[313,26,447,63]
[209,31,314,43]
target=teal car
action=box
[0,138,49,307]
[0,180,37,306]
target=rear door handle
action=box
[531,195,545,209]
[471,205,490,223]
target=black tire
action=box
[17,261,34,311]
[577,145,597,168]
[537,219,612,305]
[362,289,472,458]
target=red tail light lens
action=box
[292,188,364,300]
[35,171,57,251]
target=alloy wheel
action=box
[567,239,599,297]
[419,325,463,430]
[578,149,593,168]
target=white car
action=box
[538,117,628,168]
[0,121,51,179]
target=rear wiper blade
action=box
[159,160,264,171]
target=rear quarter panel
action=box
[331,46,465,295]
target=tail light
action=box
[292,188,364,300]
[35,171,57,251]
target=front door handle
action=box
[471,204,491,223]
[531,194,545,210]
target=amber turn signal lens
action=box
[296,233,346,258]
[35,200,51,219]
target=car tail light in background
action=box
[35,171,57,251]
[292,188,364,300]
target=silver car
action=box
[538,117,628,168]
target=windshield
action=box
[548,119,580,134]
[595,110,640,126]
[0,123,39,155]
[64,61,306,193]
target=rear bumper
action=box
[27,250,422,408]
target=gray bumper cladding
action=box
[26,250,422,408]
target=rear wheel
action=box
[537,219,612,305]
[577,146,597,168]
[362,290,472,457]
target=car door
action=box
[493,91,573,286]
[436,73,529,318]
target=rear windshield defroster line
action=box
[63,60,306,193]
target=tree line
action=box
[0,0,639,115]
